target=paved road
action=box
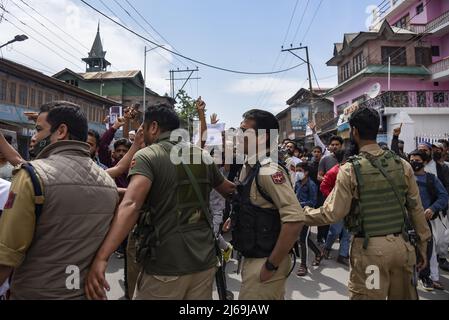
[105,240,449,300]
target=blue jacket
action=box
[295,178,318,208]
[415,173,449,214]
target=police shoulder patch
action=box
[4,192,16,209]
[271,171,286,184]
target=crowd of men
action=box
[0,99,448,300]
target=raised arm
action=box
[309,121,329,156]
[196,97,207,149]
[0,132,24,166]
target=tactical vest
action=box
[231,162,283,258]
[345,150,408,248]
[134,141,217,276]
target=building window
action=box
[38,91,43,106]
[19,85,28,106]
[431,46,440,57]
[415,47,432,66]
[9,82,17,104]
[45,92,52,103]
[416,3,424,15]
[0,79,7,102]
[341,62,351,81]
[353,52,365,74]
[394,14,410,29]
[382,46,407,66]
[30,88,36,108]
[433,92,445,103]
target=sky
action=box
[0,0,379,128]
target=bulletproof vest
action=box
[345,150,407,248]
[231,162,282,258]
[134,141,216,276]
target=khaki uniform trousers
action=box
[133,267,216,300]
[126,233,140,299]
[239,256,291,300]
[349,234,418,300]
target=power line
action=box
[9,0,86,57]
[291,0,310,45]
[79,0,305,75]
[122,0,194,69]
[1,6,84,69]
[110,0,182,69]
[18,0,90,51]
[256,0,304,107]
[300,0,323,44]
[10,47,58,73]
[2,16,83,70]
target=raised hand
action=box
[393,123,402,137]
[112,117,126,130]
[196,96,206,112]
[308,121,316,132]
[210,113,219,125]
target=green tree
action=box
[175,90,198,135]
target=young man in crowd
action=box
[99,116,132,188]
[87,129,107,170]
[409,149,448,290]
[294,162,322,276]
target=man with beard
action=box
[85,104,235,300]
[303,107,431,300]
[0,102,118,299]
[87,130,107,170]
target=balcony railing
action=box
[429,56,449,74]
[409,10,449,33]
[359,91,449,109]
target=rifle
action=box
[182,163,230,300]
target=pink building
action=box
[326,0,449,152]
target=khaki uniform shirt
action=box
[239,157,304,223]
[0,168,42,267]
[304,144,431,249]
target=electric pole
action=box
[167,67,201,100]
[281,45,316,124]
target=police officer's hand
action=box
[85,258,110,300]
[260,264,275,283]
[416,254,427,273]
[222,218,231,233]
[424,208,434,221]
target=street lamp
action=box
[0,34,28,49]
[143,45,164,113]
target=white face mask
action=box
[296,172,305,182]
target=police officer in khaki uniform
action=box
[0,102,118,300]
[304,107,431,300]
[227,109,304,300]
[85,104,235,300]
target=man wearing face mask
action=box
[303,106,431,300]
[0,102,119,299]
[408,150,448,290]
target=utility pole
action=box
[167,68,201,100]
[143,45,164,113]
[281,45,316,124]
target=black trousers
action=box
[299,226,321,266]
[317,225,330,243]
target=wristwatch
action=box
[265,259,279,272]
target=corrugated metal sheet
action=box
[79,71,141,80]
